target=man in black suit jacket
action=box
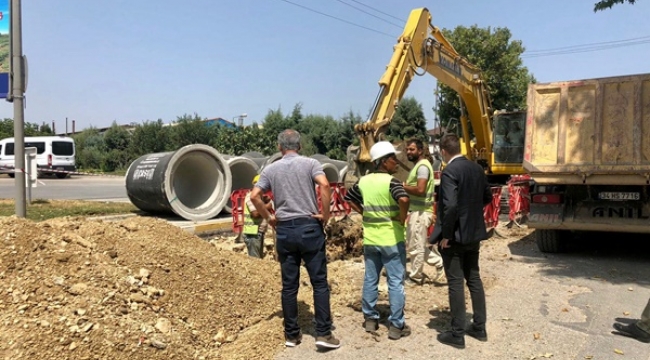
[429,133,493,349]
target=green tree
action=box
[129,119,171,156]
[386,97,427,142]
[168,113,219,149]
[103,121,132,152]
[594,0,636,11]
[437,25,535,132]
[72,127,104,170]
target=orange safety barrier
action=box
[507,174,532,223]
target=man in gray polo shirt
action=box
[250,129,340,351]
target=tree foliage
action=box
[594,0,636,11]
[66,104,361,172]
[0,118,54,139]
[437,26,535,133]
[386,97,428,142]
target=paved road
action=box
[0,174,128,201]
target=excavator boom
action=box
[353,7,524,178]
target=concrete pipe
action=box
[311,154,348,183]
[221,155,260,213]
[259,152,283,172]
[321,163,340,183]
[125,144,232,221]
[241,152,268,170]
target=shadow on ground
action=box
[507,230,650,287]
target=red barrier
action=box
[230,189,274,233]
[484,186,503,230]
[231,183,350,233]
[317,182,352,217]
[507,174,531,224]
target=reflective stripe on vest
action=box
[406,159,434,212]
[243,195,262,235]
[358,173,404,246]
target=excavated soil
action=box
[0,212,530,359]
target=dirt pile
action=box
[0,216,288,360]
[325,215,363,261]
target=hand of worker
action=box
[439,238,451,249]
[312,213,330,227]
[267,214,277,228]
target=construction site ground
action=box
[0,214,648,360]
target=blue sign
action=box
[0,0,9,99]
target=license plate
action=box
[598,192,640,201]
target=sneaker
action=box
[388,323,412,340]
[284,333,302,347]
[315,334,341,349]
[437,331,465,349]
[363,318,379,332]
[466,325,488,342]
[613,322,650,343]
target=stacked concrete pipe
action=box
[241,151,268,171]
[311,154,348,183]
[221,155,260,213]
[125,144,231,221]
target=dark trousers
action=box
[440,241,486,336]
[275,218,332,337]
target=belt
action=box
[276,217,319,226]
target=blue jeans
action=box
[362,242,407,328]
[275,218,332,338]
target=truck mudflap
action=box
[529,201,650,233]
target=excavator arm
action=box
[355,7,494,167]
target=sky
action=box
[0,0,648,132]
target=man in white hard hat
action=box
[344,141,412,340]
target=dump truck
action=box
[525,72,650,252]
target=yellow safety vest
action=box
[406,159,434,212]
[358,173,405,246]
[243,194,263,235]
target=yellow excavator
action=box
[345,7,526,187]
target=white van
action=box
[0,136,76,178]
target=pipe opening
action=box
[171,151,222,210]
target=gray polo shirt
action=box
[255,153,325,220]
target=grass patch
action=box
[0,199,138,221]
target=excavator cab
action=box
[492,110,526,165]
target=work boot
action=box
[388,323,412,340]
[363,318,379,332]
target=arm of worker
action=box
[439,171,458,248]
[250,186,275,227]
[402,165,429,197]
[389,178,410,225]
[312,173,331,225]
[343,181,363,214]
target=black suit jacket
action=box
[429,156,493,245]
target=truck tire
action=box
[55,173,69,179]
[536,229,566,253]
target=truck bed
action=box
[524,73,650,185]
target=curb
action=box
[179,220,233,237]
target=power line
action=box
[332,0,403,29]
[347,0,406,23]
[525,35,650,54]
[277,0,395,38]
[523,38,650,58]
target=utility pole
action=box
[10,0,26,217]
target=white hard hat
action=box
[370,141,398,162]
